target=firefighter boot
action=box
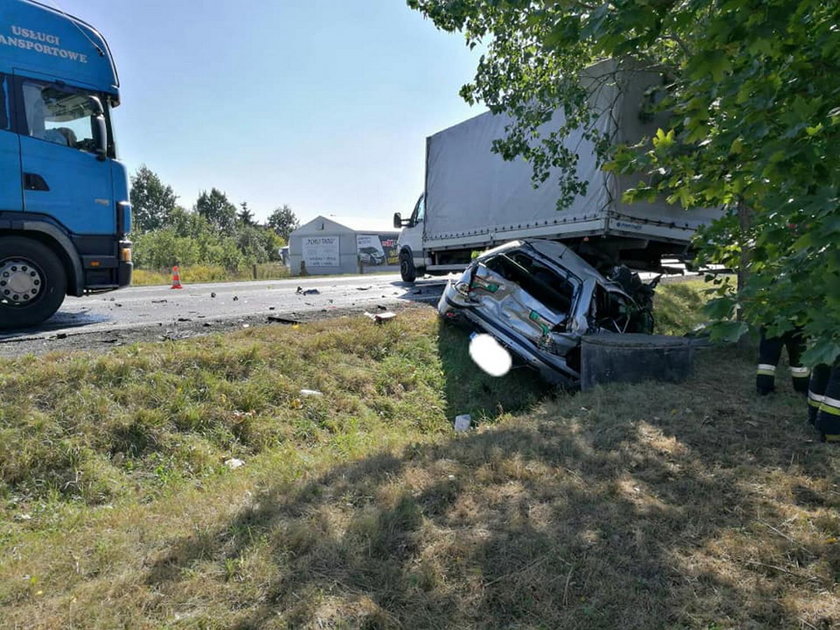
[815,364,840,442]
[808,364,831,427]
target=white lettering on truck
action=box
[1,25,88,64]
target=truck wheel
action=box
[400,250,417,283]
[0,237,67,330]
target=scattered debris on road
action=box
[296,287,320,295]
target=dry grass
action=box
[132,263,290,286]
[1,297,838,629]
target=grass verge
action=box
[1,282,837,629]
[132,263,291,286]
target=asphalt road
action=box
[0,274,450,356]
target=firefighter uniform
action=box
[756,328,809,395]
[807,363,831,426]
[814,362,840,443]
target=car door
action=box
[16,75,114,235]
[0,73,22,213]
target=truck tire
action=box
[400,249,417,283]
[0,236,67,330]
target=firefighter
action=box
[807,363,831,427]
[756,327,810,395]
[813,361,840,443]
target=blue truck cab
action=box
[0,0,131,329]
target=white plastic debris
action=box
[468,333,512,377]
[454,414,472,432]
[224,458,245,470]
[364,311,397,324]
[299,389,323,397]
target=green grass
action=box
[2,286,838,629]
[653,278,710,335]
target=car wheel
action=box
[0,236,67,330]
[400,249,417,283]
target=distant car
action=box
[438,239,657,384]
[359,247,386,266]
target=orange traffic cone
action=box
[170,265,183,289]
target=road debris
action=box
[267,316,300,325]
[296,287,320,295]
[365,311,397,324]
[454,414,472,432]
[211,292,217,298]
[151,299,168,304]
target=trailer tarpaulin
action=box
[424,102,612,245]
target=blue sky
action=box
[52,0,483,224]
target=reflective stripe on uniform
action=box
[819,396,840,416]
[757,363,777,376]
[808,391,825,407]
[790,366,811,377]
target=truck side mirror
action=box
[393,212,402,229]
[87,96,107,161]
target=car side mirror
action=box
[393,212,402,229]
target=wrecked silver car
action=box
[438,239,657,384]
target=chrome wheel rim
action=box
[0,258,43,306]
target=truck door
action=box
[0,73,22,213]
[16,76,114,235]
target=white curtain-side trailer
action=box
[394,59,721,282]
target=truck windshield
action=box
[22,80,105,154]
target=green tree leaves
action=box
[266,205,300,241]
[129,165,178,233]
[409,0,840,363]
[128,168,290,271]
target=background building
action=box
[288,216,399,275]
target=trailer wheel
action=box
[400,249,417,283]
[0,236,67,330]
